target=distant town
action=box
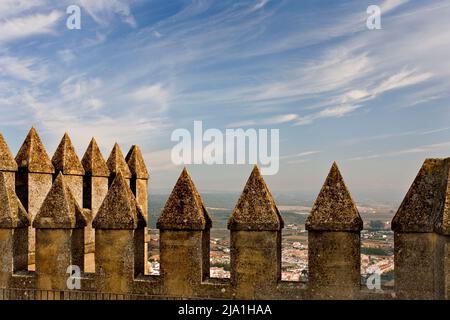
[147,199,396,286]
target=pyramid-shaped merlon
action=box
[15,127,54,173]
[435,157,450,235]
[106,143,131,178]
[93,171,145,229]
[125,145,149,179]
[306,162,362,232]
[0,133,18,172]
[0,172,29,228]
[157,168,211,230]
[33,173,86,229]
[228,166,283,231]
[81,138,110,177]
[52,133,85,175]
[393,158,450,233]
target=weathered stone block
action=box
[308,231,361,299]
[230,230,281,299]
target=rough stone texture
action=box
[0,172,30,229]
[125,145,149,271]
[228,166,283,231]
[83,176,108,252]
[106,143,132,181]
[0,171,28,281]
[81,138,109,252]
[306,162,363,232]
[93,171,146,230]
[393,158,449,233]
[51,133,85,176]
[33,173,86,289]
[125,145,149,179]
[92,171,146,284]
[433,158,450,235]
[230,230,281,299]
[0,229,15,287]
[0,228,29,287]
[63,175,83,208]
[308,231,361,299]
[14,128,54,264]
[95,229,135,293]
[0,133,18,172]
[394,233,438,299]
[435,234,450,299]
[159,230,206,297]
[90,177,109,215]
[0,133,17,198]
[157,168,211,231]
[35,229,73,290]
[15,127,54,174]
[81,138,110,178]
[33,173,86,229]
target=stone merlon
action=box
[0,172,30,228]
[81,138,110,177]
[15,127,54,174]
[52,133,85,176]
[306,162,362,232]
[157,168,211,231]
[393,158,450,234]
[125,145,149,179]
[106,143,132,179]
[93,171,146,230]
[228,166,283,231]
[0,133,18,172]
[32,172,86,229]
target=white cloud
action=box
[0,0,47,19]
[228,113,298,127]
[78,0,137,27]
[380,0,410,13]
[253,0,270,11]
[130,84,170,112]
[0,10,62,43]
[59,75,103,101]
[295,105,361,126]
[0,55,47,82]
[57,49,76,64]
[348,140,450,161]
[372,70,433,96]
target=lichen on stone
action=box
[93,171,146,230]
[33,172,86,229]
[125,145,149,179]
[15,127,54,174]
[157,168,211,231]
[228,166,283,231]
[306,162,362,232]
[0,172,30,228]
[81,138,110,177]
[0,133,18,172]
[52,133,85,176]
[106,143,132,179]
[393,158,450,234]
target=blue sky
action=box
[0,0,449,204]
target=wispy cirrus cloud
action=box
[0,55,48,82]
[78,0,137,27]
[0,10,62,43]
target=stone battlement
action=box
[0,128,449,300]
